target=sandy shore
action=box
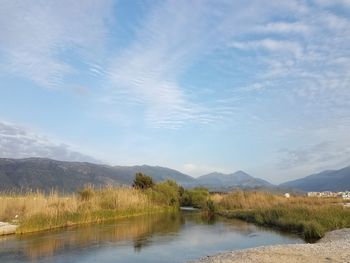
[191,228,350,263]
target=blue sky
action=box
[1,0,350,183]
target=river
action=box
[0,210,304,263]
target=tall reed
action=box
[0,186,167,234]
[216,191,350,240]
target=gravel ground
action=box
[191,228,350,263]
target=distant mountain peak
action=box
[233,170,247,174]
[280,165,350,192]
[196,170,272,190]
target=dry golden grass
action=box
[0,192,77,221]
[0,186,166,234]
[210,193,223,204]
[216,191,349,240]
[218,191,340,210]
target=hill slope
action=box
[113,165,195,186]
[279,165,350,192]
[196,170,273,190]
[0,158,275,192]
[0,158,195,192]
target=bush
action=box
[206,199,216,214]
[150,180,181,207]
[133,173,154,190]
[180,187,209,208]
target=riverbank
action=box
[213,191,350,240]
[192,228,350,263]
[0,184,180,234]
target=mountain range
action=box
[0,158,194,192]
[0,157,349,192]
[0,158,269,192]
[279,165,350,192]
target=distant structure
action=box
[342,192,350,200]
[307,191,350,199]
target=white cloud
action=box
[255,22,311,35]
[182,163,231,177]
[0,121,98,162]
[231,39,303,57]
[278,141,350,173]
[1,0,320,129]
[314,0,350,8]
[0,0,349,182]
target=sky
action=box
[1,0,350,183]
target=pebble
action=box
[190,228,350,263]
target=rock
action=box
[0,222,17,236]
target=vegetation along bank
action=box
[0,173,211,234]
[212,191,350,241]
[2,172,349,240]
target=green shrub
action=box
[150,180,181,207]
[206,199,216,214]
[180,187,209,208]
[180,191,192,206]
[133,173,154,189]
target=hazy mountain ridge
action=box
[3,157,348,192]
[0,158,126,192]
[0,158,194,192]
[279,165,350,192]
[0,158,271,192]
[112,165,196,186]
[196,170,273,190]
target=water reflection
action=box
[0,211,303,263]
[16,212,183,259]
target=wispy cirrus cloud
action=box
[105,1,214,128]
[103,0,310,128]
[1,0,350,181]
[0,0,113,88]
[232,5,350,97]
[227,3,350,131]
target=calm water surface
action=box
[0,211,304,263]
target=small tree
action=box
[133,173,154,189]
